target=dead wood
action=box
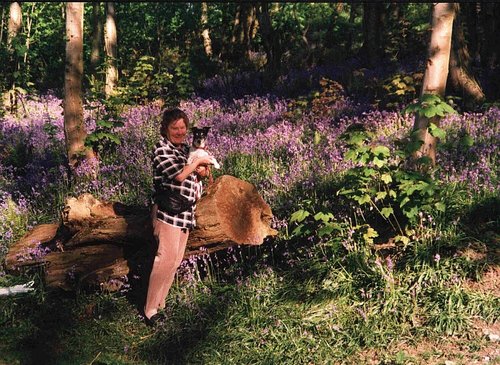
[5,175,277,291]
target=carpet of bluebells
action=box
[1,75,500,364]
[0,84,499,263]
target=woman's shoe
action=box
[144,312,165,327]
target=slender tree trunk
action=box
[64,3,95,171]
[200,2,213,58]
[448,4,485,109]
[23,2,35,66]
[104,2,118,97]
[90,2,102,77]
[412,3,455,166]
[345,4,358,57]
[1,6,6,45]
[4,2,22,112]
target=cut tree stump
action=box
[5,175,278,291]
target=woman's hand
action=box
[195,164,211,178]
[175,156,214,182]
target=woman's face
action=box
[166,118,187,146]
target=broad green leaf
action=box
[290,210,310,223]
[428,123,446,139]
[373,157,386,168]
[423,106,438,118]
[381,207,394,218]
[376,191,387,200]
[314,212,334,223]
[372,145,390,156]
[358,194,372,205]
[381,174,393,184]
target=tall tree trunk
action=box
[448,4,485,109]
[479,3,498,70]
[345,4,358,58]
[412,3,455,166]
[463,3,479,65]
[64,3,94,171]
[4,2,22,112]
[104,2,117,97]
[200,2,213,58]
[22,2,35,70]
[1,5,6,45]
[257,2,274,70]
[7,1,21,50]
[361,3,384,67]
[90,2,103,77]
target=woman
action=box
[144,108,212,326]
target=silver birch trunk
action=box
[412,3,455,166]
[104,2,118,97]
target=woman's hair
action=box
[160,108,189,138]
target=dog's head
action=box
[191,126,211,148]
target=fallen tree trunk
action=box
[5,175,278,291]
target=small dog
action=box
[188,126,221,169]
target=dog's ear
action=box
[191,127,200,132]
[202,126,211,133]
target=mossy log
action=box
[5,175,277,291]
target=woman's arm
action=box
[174,156,213,182]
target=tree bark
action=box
[90,2,103,76]
[412,3,455,166]
[7,1,21,50]
[361,3,384,67]
[448,4,485,109]
[200,2,213,58]
[5,176,278,291]
[479,3,498,70]
[64,2,95,170]
[104,2,118,97]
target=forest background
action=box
[0,2,499,365]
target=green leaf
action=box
[373,157,386,168]
[428,123,446,139]
[435,202,446,212]
[376,191,387,200]
[381,207,394,218]
[381,174,393,184]
[290,210,311,224]
[358,194,372,205]
[423,106,438,118]
[395,235,410,245]
[372,145,390,156]
[363,168,377,177]
[314,212,334,223]
[363,227,378,243]
[345,150,358,161]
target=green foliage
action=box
[85,88,125,157]
[338,126,445,240]
[404,93,457,119]
[379,72,422,109]
[220,152,272,186]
